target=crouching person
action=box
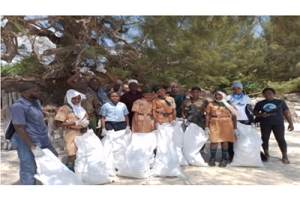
[55,89,89,172]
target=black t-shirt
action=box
[254,99,289,125]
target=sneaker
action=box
[208,158,216,166]
[219,159,228,167]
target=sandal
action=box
[282,159,290,164]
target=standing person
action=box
[253,88,294,164]
[152,85,176,130]
[120,79,143,127]
[169,82,186,120]
[131,88,154,133]
[205,89,239,167]
[10,82,58,185]
[227,82,255,162]
[54,89,90,172]
[100,92,130,135]
[65,76,100,135]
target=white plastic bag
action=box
[34,149,84,185]
[183,123,208,166]
[231,122,264,167]
[172,120,189,166]
[117,131,157,179]
[150,123,186,179]
[74,129,111,184]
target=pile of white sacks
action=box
[33,120,263,185]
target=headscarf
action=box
[231,82,243,90]
[128,79,138,85]
[230,82,245,106]
[141,88,153,94]
[170,82,180,88]
[66,89,87,120]
[214,89,240,116]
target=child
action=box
[100,92,130,135]
[131,88,154,133]
[54,89,89,172]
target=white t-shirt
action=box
[227,94,252,121]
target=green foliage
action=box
[1,56,41,76]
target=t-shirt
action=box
[99,102,129,122]
[227,94,252,121]
[253,99,289,125]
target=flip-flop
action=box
[282,159,290,164]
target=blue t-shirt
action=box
[254,99,289,125]
[10,97,49,142]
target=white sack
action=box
[150,123,186,179]
[183,123,208,166]
[74,129,111,184]
[231,122,264,167]
[172,120,189,166]
[117,131,157,179]
[101,129,132,176]
[34,149,84,185]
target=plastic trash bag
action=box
[183,123,208,167]
[101,128,132,176]
[74,129,111,184]
[231,122,264,167]
[172,120,189,166]
[34,149,84,185]
[117,131,157,179]
[150,123,186,179]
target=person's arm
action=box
[125,115,130,127]
[232,114,237,129]
[66,71,81,89]
[152,99,158,124]
[205,103,211,127]
[101,116,106,129]
[13,124,35,148]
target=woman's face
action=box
[232,87,242,95]
[71,95,81,105]
[143,93,153,101]
[263,90,275,100]
[156,88,166,97]
[191,90,200,99]
[215,92,223,101]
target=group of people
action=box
[9,66,295,185]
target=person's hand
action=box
[234,129,240,138]
[261,112,269,118]
[79,66,90,73]
[251,123,256,129]
[95,66,107,73]
[96,120,101,129]
[75,119,89,127]
[288,124,294,131]
[171,120,177,126]
[31,146,44,158]
[101,129,107,137]
[205,127,210,136]
[184,119,190,126]
[125,126,131,133]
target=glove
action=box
[101,129,107,137]
[234,129,240,138]
[184,119,190,126]
[79,66,90,73]
[251,123,256,129]
[75,119,89,127]
[205,127,210,136]
[171,120,177,126]
[31,146,44,157]
[125,126,131,133]
[95,65,107,73]
[96,120,101,129]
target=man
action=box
[169,82,186,120]
[120,79,143,127]
[109,79,124,97]
[152,85,176,130]
[10,82,58,185]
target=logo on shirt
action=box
[263,103,277,112]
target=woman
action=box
[54,89,90,172]
[205,89,239,167]
[152,85,176,129]
[253,88,294,164]
[131,88,153,133]
[227,82,255,161]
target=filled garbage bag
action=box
[183,123,208,167]
[172,120,189,166]
[231,122,264,167]
[34,149,84,185]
